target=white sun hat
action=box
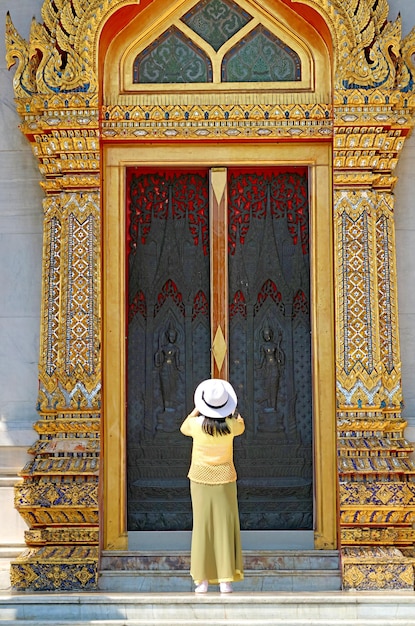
[194,378,237,419]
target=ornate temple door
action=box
[126,165,312,535]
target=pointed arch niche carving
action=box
[6,0,415,592]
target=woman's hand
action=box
[189,407,199,417]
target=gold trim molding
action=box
[5,0,415,591]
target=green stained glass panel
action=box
[222,25,301,82]
[133,27,212,83]
[181,0,252,51]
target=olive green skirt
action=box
[190,480,244,585]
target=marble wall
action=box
[0,0,414,552]
[0,0,44,550]
[390,3,415,447]
[395,135,415,445]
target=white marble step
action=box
[98,550,341,592]
[98,568,341,592]
[1,592,415,624]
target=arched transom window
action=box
[133,0,301,84]
[118,0,314,96]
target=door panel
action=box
[127,169,211,530]
[228,168,312,530]
[126,166,312,532]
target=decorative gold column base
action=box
[10,546,98,591]
[338,411,415,590]
[342,547,415,591]
[10,411,100,591]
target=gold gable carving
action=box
[8,0,415,96]
[5,0,415,592]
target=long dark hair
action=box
[201,414,233,436]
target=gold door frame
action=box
[102,141,336,551]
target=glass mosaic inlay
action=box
[133,27,212,83]
[181,0,253,51]
[222,25,301,82]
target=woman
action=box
[180,378,245,593]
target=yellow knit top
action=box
[180,413,245,485]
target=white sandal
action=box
[195,580,208,593]
[219,582,233,593]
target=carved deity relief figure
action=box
[154,323,184,430]
[256,325,285,413]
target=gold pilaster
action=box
[334,90,415,589]
[7,90,102,588]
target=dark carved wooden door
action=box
[126,166,312,532]
[228,168,312,530]
[126,168,211,530]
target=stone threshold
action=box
[98,549,342,592]
[1,591,415,624]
